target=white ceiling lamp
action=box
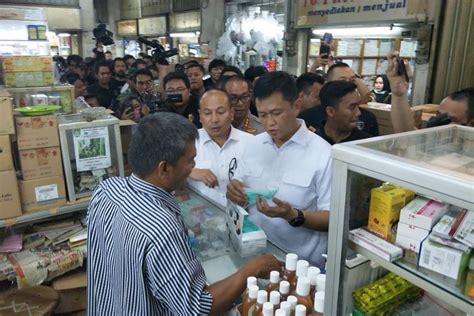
[312,26,404,38]
[169,32,199,38]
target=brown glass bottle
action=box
[307,266,321,300]
[290,260,309,294]
[279,280,290,301]
[265,270,280,293]
[252,290,268,316]
[241,285,258,316]
[283,253,298,286]
[311,291,325,316]
[241,276,257,302]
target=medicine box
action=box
[399,197,448,230]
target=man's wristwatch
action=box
[288,208,305,227]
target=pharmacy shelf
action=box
[350,242,474,314]
[0,200,89,228]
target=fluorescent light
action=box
[57,33,71,37]
[170,32,198,37]
[312,27,404,38]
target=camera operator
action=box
[387,51,474,132]
[158,72,201,128]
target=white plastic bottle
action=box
[275,308,287,316]
[307,266,321,299]
[266,270,281,292]
[291,260,309,293]
[279,280,290,301]
[253,290,268,316]
[312,291,325,316]
[242,285,259,316]
[295,276,313,312]
[280,301,291,316]
[316,274,326,293]
[283,253,298,285]
[269,290,281,309]
[287,295,298,316]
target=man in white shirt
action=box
[188,89,253,207]
[227,71,332,267]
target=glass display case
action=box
[178,186,287,283]
[8,85,75,113]
[58,113,125,203]
[326,125,474,315]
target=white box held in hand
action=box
[399,197,448,230]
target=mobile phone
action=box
[322,32,333,44]
[166,94,183,103]
[319,43,331,56]
[396,57,409,82]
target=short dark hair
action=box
[64,72,82,85]
[163,72,191,89]
[244,65,268,82]
[133,69,153,83]
[221,65,243,77]
[296,72,326,95]
[66,54,83,67]
[200,89,231,109]
[128,113,198,176]
[450,87,474,123]
[84,94,97,102]
[253,71,298,104]
[320,80,358,110]
[186,63,205,74]
[132,60,147,68]
[327,62,351,79]
[112,57,126,68]
[94,60,111,74]
[208,59,226,72]
[105,51,112,55]
[220,75,250,92]
[123,55,135,62]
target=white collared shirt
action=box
[234,119,332,267]
[188,126,254,207]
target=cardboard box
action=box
[2,56,53,72]
[399,197,448,230]
[15,115,59,150]
[368,186,406,241]
[19,176,66,213]
[226,203,267,257]
[19,146,63,180]
[361,103,423,134]
[419,239,470,281]
[0,135,13,171]
[52,271,87,314]
[0,170,22,219]
[4,71,54,88]
[0,90,15,135]
[349,228,403,262]
[397,222,430,242]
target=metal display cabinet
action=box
[58,114,124,202]
[325,125,474,315]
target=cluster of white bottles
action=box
[240,253,326,316]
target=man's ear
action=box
[293,96,302,113]
[157,161,170,179]
[325,106,336,119]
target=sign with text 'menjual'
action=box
[296,0,428,27]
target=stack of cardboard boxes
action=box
[2,56,54,88]
[15,114,66,214]
[0,90,22,220]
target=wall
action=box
[200,0,225,59]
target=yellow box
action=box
[4,72,54,88]
[368,186,406,241]
[2,56,52,72]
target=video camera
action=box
[138,37,178,65]
[93,23,114,46]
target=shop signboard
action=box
[295,0,427,27]
[141,0,170,16]
[120,0,140,20]
[117,20,138,37]
[138,16,167,36]
[170,10,200,32]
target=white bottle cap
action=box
[295,304,307,316]
[263,302,274,316]
[275,309,286,316]
[287,295,298,310]
[279,280,290,295]
[248,285,259,299]
[316,274,326,292]
[280,301,291,316]
[307,266,321,286]
[270,270,280,284]
[295,260,309,278]
[285,253,298,271]
[247,276,257,288]
[314,291,325,313]
[296,276,310,297]
[257,290,268,304]
[269,290,280,305]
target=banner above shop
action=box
[139,16,167,36]
[117,20,138,37]
[295,0,428,28]
[170,10,200,32]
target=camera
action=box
[426,112,451,128]
[93,23,114,46]
[138,37,178,65]
[396,56,409,82]
[166,94,183,103]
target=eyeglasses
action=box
[228,157,237,181]
[166,87,187,94]
[137,80,153,86]
[229,94,251,105]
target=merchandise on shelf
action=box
[349,228,403,262]
[0,170,22,219]
[0,135,13,171]
[19,175,66,214]
[399,196,449,230]
[4,71,54,88]
[0,90,15,135]
[15,115,60,150]
[19,146,63,180]
[2,56,52,73]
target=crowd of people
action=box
[83,48,474,314]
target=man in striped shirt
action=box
[87,112,281,315]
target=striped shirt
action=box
[87,174,213,315]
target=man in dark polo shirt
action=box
[87,61,117,109]
[316,80,371,145]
